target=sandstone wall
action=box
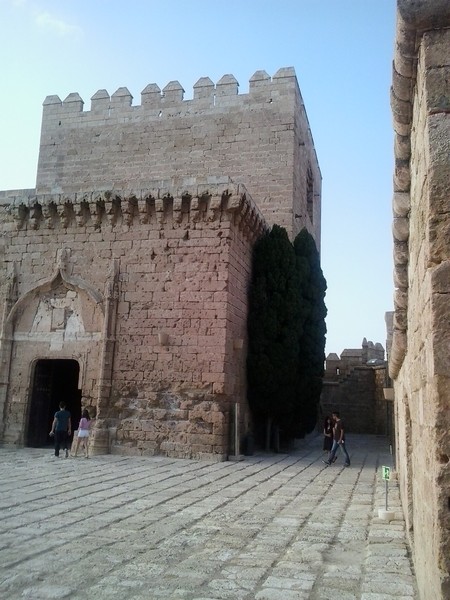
[373,367,390,437]
[35,68,321,243]
[390,3,450,597]
[321,367,377,434]
[0,182,264,460]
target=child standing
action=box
[74,409,91,458]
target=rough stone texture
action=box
[0,68,321,462]
[322,367,379,434]
[35,69,321,245]
[0,435,418,599]
[390,3,450,599]
[0,185,263,461]
[322,339,389,436]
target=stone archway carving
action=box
[0,250,119,450]
[6,248,104,328]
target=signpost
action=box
[382,465,391,510]
[378,465,395,521]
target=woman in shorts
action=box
[74,409,91,458]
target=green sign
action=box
[382,466,391,480]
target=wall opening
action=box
[26,359,81,447]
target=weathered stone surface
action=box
[393,264,408,288]
[393,241,409,266]
[33,69,321,243]
[0,436,418,599]
[0,67,323,462]
[388,329,406,379]
[390,6,450,599]
[393,216,410,242]
[393,192,410,218]
[394,288,408,310]
[431,261,450,293]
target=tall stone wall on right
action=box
[390,2,450,599]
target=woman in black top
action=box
[323,416,333,452]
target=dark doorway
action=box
[27,359,81,447]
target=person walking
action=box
[73,409,91,458]
[49,402,71,458]
[322,415,333,452]
[322,411,350,467]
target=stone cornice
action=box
[2,181,268,245]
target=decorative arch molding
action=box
[6,248,104,328]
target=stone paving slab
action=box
[0,435,418,600]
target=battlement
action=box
[35,66,321,244]
[41,68,300,119]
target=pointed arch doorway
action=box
[26,359,81,447]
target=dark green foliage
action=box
[294,228,327,435]
[247,225,302,433]
[246,225,327,448]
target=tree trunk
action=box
[265,417,272,452]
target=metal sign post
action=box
[382,465,391,510]
[228,402,244,461]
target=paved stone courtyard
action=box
[0,435,417,600]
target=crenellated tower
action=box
[35,68,321,245]
[0,67,322,463]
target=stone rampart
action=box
[321,367,377,434]
[35,68,321,243]
[390,2,450,598]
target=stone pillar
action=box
[0,265,17,442]
[90,259,119,455]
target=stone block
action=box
[422,29,450,70]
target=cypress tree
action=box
[247,225,302,448]
[293,228,327,435]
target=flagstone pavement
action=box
[0,434,418,600]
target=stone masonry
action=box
[389,1,450,599]
[0,68,321,462]
[36,67,321,244]
[321,339,388,436]
[0,436,418,600]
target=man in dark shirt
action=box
[322,411,350,467]
[50,402,72,458]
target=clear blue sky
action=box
[0,0,396,357]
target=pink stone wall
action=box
[0,187,265,460]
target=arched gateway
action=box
[0,256,106,451]
[27,359,81,448]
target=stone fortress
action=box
[388,1,450,598]
[0,68,321,461]
[1,1,449,597]
[322,338,388,437]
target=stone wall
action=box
[390,2,450,598]
[0,182,265,460]
[0,66,322,462]
[321,367,377,434]
[321,365,389,437]
[35,68,321,244]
